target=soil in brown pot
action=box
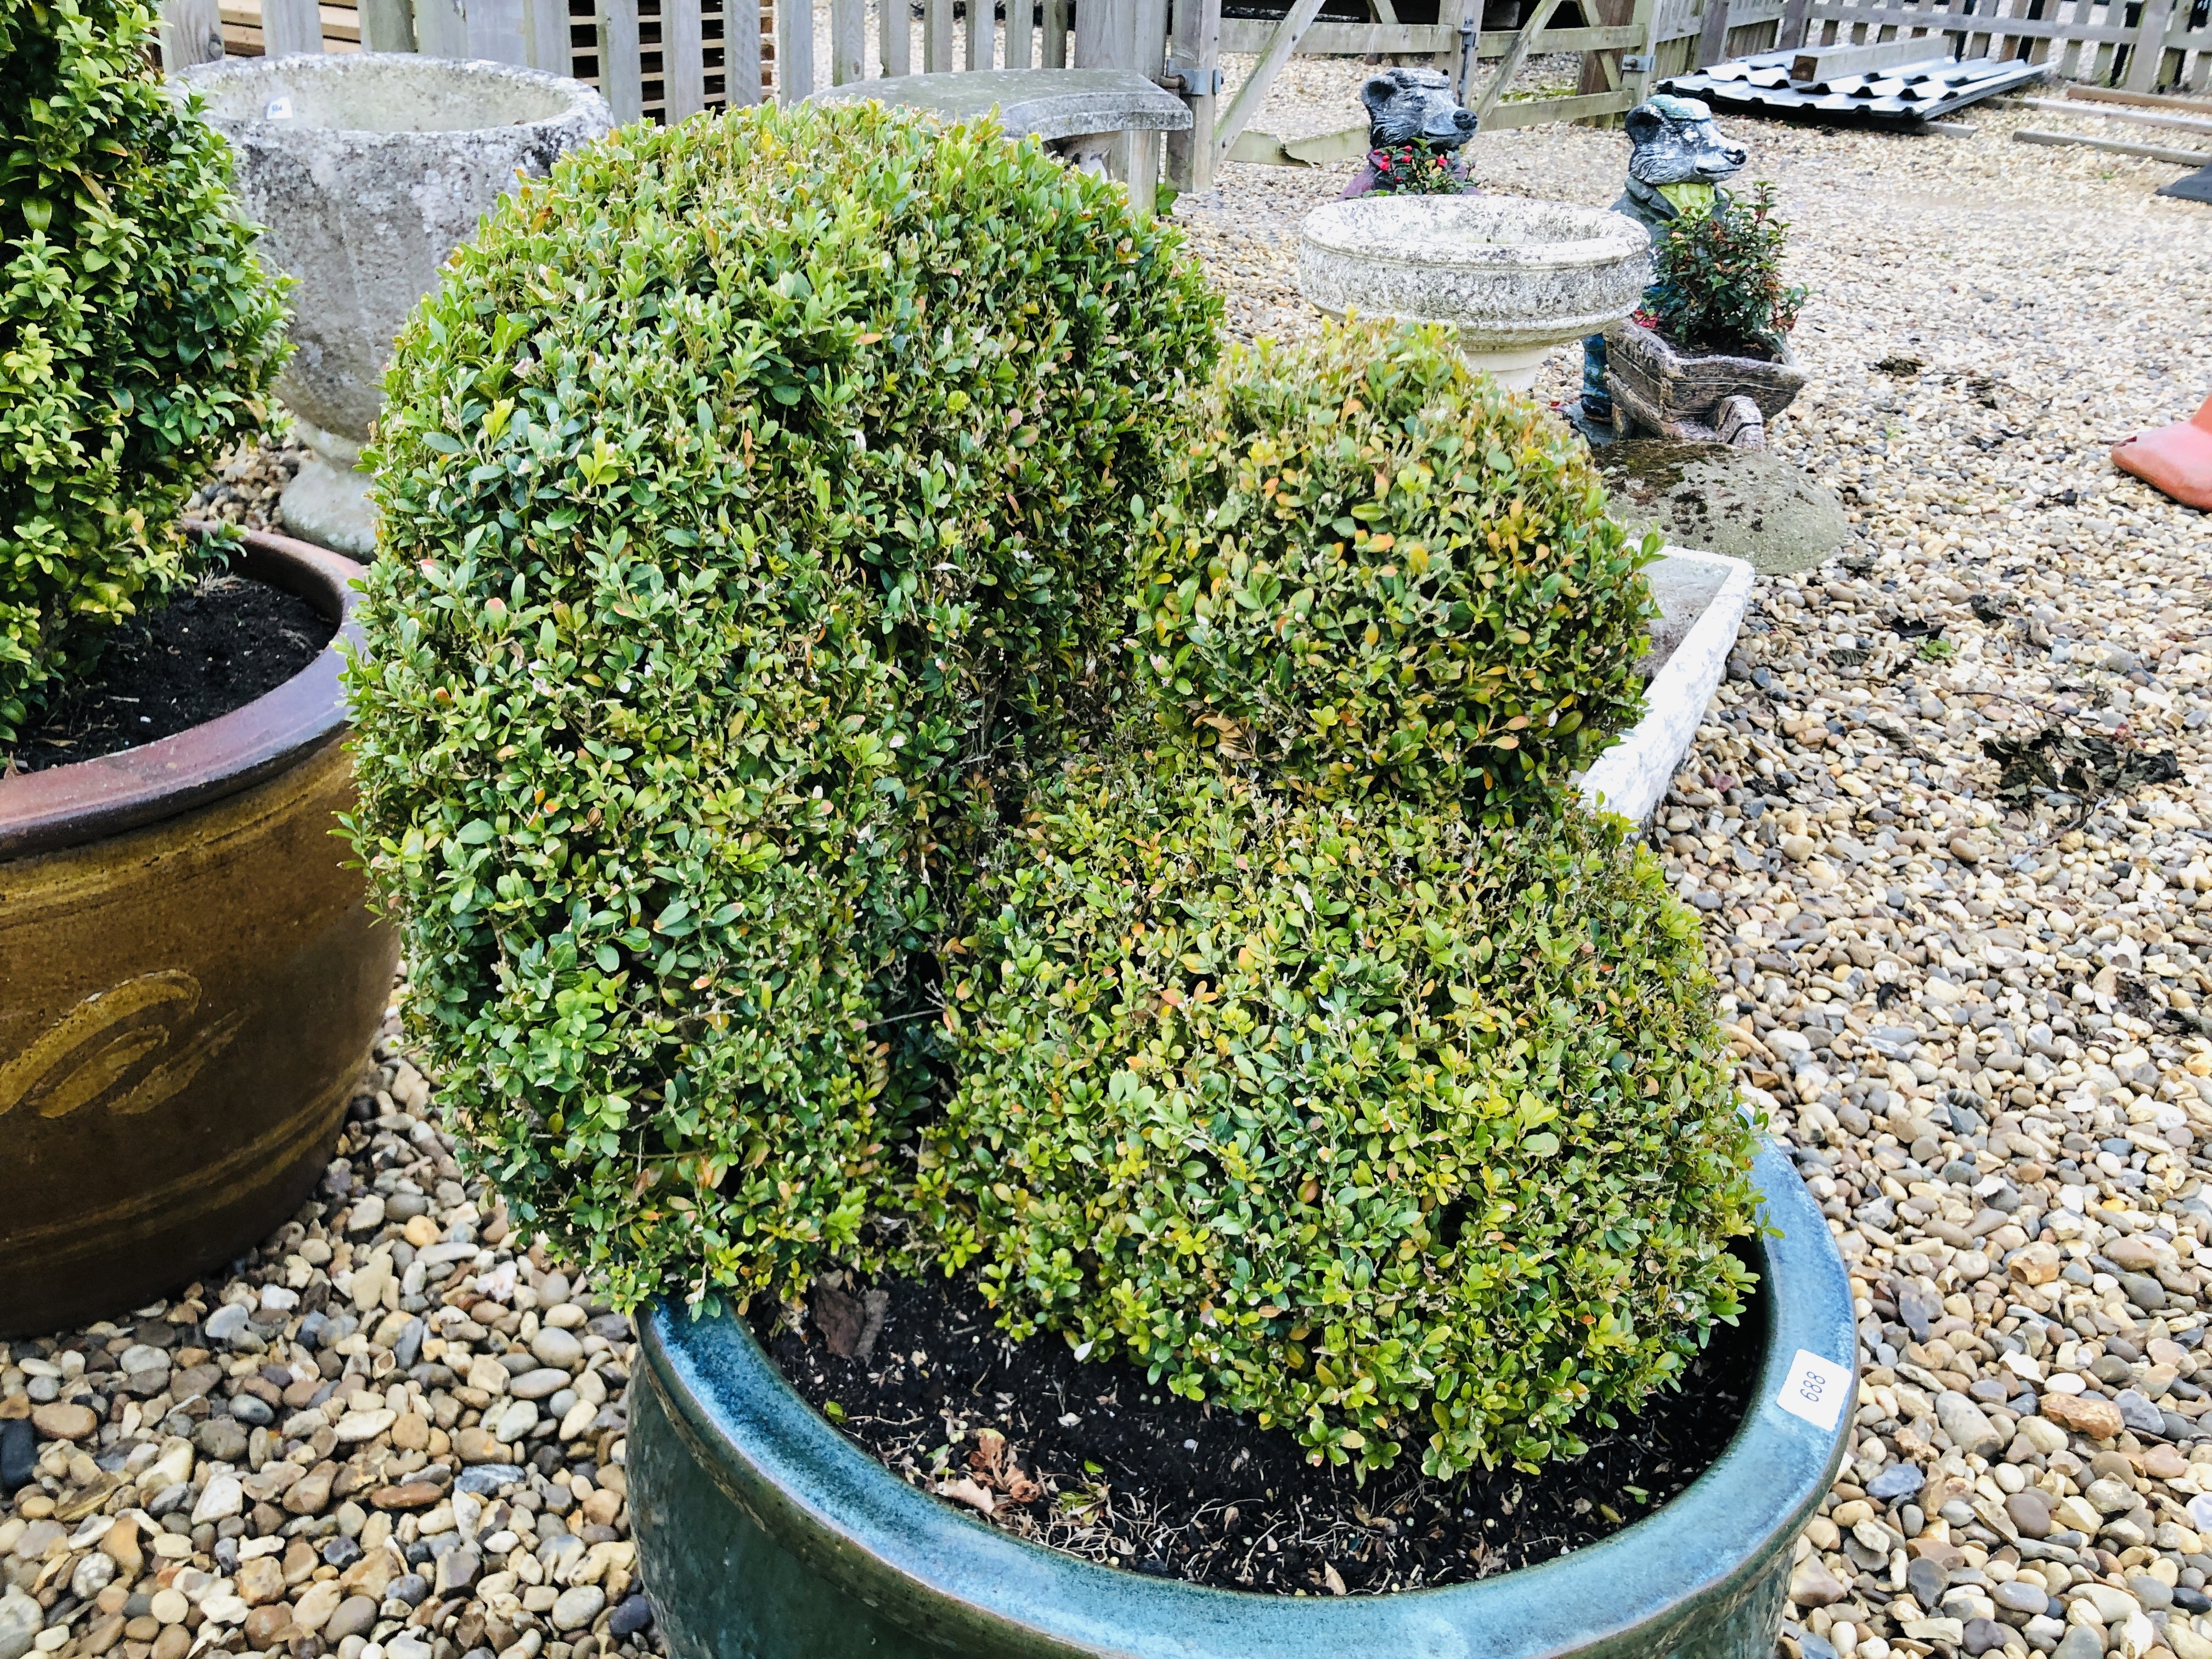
[8,574,334,774]
[757,1267,1762,1596]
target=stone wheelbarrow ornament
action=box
[1340,67,1480,198]
[1573,95,1807,451]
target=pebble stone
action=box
[0,1026,657,1659]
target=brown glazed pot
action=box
[0,526,398,1337]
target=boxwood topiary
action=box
[342,100,1219,1311]
[920,752,1759,1477]
[1131,322,1656,816]
[0,0,290,741]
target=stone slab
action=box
[1578,545,1754,824]
[810,70,1192,140]
[1596,439,1848,575]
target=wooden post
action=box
[778,0,816,99]
[260,0,325,55]
[1212,0,1326,164]
[524,0,571,71]
[1007,0,1033,65]
[1627,0,1658,100]
[160,0,225,65]
[1043,0,1069,63]
[597,0,644,121]
[829,0,864,80]
[2126,0,2174,88]
[414,0,471,58]
[882,0,912,72]
[924,0,954,70]
[665,0,707,115]
[1165,0,1221,191]
[1130,0,1169,201]
[1777,0,1812,47]
[967,0,993,68]
[1692,0,1733,67]
[730,0,765,101]
[355,0,413,49]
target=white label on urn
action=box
[1776,1349,1852,1432]
[266,97,294,120]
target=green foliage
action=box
[0,0,290,741]
[1364,142,1469,195]
[1131,323,1658,816]
[921,753,1759,1477]
[1647,181,1806,360]
[341,100,1220,1311]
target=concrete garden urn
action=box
[180,55,614,557]
[1296,195,1650,391]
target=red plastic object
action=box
[2112,393,2212,510]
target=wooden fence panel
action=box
[881,0,911,74]
[162,0,226,63]
[1043,0,1069,63]
[259,0,323,54]
[967,0,994,68]
[828,0,864,80]
[665,0,707,114]
[599,0,645,121]
[923,0,953,71]
[777,0,815,98]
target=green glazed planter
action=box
[629,1141,1854,1659]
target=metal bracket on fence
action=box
[1621,52,1655,69]
[1164,60,1224,95]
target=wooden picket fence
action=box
[157,0,774,125]
[1789,0,2212,91]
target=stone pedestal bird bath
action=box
[1295,195,1650,391]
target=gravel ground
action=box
[0,1023,658,1659]
[1172,59,2212,1659]
[61,67,2212,1659]
[182,438,302,536]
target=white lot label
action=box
[1775,1348,1852,1432]
[265,96,294,120]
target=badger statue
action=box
[1341,67,1480,198]
[1578,94,1748,426]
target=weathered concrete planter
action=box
[181,55,613,557]
[1578,545,1755,825]
[0,528,399,1336]
[1604,318,1807,449]
[1296,195,1650,390]
[628,1142,1854,1659]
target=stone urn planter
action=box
[625,1141,1855,1659]
[180,55,614,557]
[1296,195,1651,390]
[0,527,399,1336]
[1602,317,1807,449]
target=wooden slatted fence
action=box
[1788,0,2212,91]
[159,0,776,122]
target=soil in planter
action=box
[8,575,334,774]
[757,1267,1762,1596]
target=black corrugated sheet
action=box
[1662,49,2048,126]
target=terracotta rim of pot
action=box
[634,1141,1858,1656]
[0,523,364,862]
